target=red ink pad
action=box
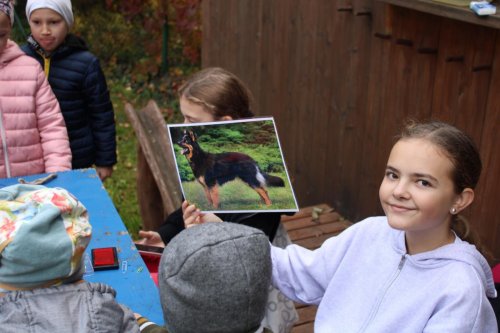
[91,247,119,270]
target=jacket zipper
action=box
[43,57,51,77]
[35,47,51,77]
[357,254,407,332]
[0,111,11,178]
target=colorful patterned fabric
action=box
[0,184,91,289]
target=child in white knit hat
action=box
[0,184,139,333]
[22,0,117,182]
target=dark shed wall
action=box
[202,0,500,259]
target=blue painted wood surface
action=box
[0,169,164,325]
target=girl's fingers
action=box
[185,210,204,228]
[183,201,217,228]
[181,200,189,212]
[183,204,199,220]
[201,213,223,223]
[185,214,198,228]
[184,209,197,223]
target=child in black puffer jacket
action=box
[22,0,116,181]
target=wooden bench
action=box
[281,204,352,333]
[124,100,182,230]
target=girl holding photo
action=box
[186,120,497,332]
[268,120,497,332]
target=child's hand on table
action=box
[137,230,165,247]
[96,166,113,181]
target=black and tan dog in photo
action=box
[178,130,285,209]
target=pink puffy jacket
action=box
[0,40,71,178]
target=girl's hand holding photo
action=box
[182,200,222,228]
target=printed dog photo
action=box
[168,118,298,212]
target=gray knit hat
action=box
[159,222,271,333]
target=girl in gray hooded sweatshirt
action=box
[271,120,497,333]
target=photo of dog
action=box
[168,118,298,212]
[178,130,285,209]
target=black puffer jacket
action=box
[22,34,117,169]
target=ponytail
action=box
[451,213,494,266]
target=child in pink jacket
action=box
[0,0,71,178]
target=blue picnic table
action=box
[0,169,164,325]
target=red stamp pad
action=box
[91,247,119,270]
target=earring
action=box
[450,207,457,214]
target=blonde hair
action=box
[179,67,254,120]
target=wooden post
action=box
[136,147,167,230]
[125,101,182,231]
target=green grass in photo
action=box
[182,175,296,211]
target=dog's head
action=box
[178,130,197,159]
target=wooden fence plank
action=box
[431,19,476,124]
[357,1,392,217]
[333,0,373,215]
[473,35,500,258]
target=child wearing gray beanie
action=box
[136,222,272,333]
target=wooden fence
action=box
[201,0,500,259]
